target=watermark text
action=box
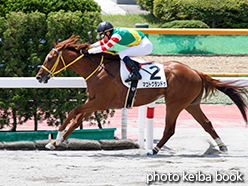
[146,171,244,184]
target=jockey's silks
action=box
[113,27,145,47]
[88,27,146,54]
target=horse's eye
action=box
[47,58,52,63]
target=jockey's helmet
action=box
[97,22,114,36]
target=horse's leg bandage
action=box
[215,138,227,152]
[56,130,65,146]
[147,146,161,156]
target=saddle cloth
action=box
[120,58,167,89]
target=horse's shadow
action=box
[49,149,248,159]
[87,143,222,159]
[49,142,248,159]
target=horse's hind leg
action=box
[185,104,227,152]
[147,105,183,155]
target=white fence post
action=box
[121,108,128,139]
[146,101,155,150]
[138,105,145,149]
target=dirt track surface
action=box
[1,128,247,186]
[138,54,248,73]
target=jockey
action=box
[81,21,153,82]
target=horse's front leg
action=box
[57,99,90,133]
[45,97,109,150]
[54,99,90,146]
[62,112,93,142]
[56,112,93,145]
[45,112,92,150]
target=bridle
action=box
[41,48,85,77]
[41,48,107,81]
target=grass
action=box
[101,14,163,28]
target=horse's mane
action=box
[54,35,90,51]
[54,35,120,60]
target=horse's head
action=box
[36,47,64,83]
[36,35,89,83]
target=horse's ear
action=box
[53,40,56,47]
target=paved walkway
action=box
[5,104,247,140]
[93,0,148,15]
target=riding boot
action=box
[123,56,142,82]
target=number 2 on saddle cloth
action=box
[124,60,166,108]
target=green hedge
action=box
[136,0,154,12]
[0,10,106,131]
[136,0,248,28]
[0,0,101,17]
[0,0,116,132]
[161,20,210,28]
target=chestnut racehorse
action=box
[36,35,248,155]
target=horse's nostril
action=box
[36,75,41,80]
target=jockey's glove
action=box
[80,49,89,55]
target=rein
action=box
[87,55,115,79]
[85,55,104,81]
[42,48,114,81]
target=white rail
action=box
[0,77,247,88]
[0,77,87,88]
[217,77,248,86]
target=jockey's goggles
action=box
[97,32,112,40]
[96,33,105,40]
[96,28,113,39]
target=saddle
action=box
[123,59,166,108]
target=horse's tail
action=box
[197,71,248,124]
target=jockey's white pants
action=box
[118,36,153,60]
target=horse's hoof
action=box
[56,131,64,146]
[140,152,157,157]
[141,152,151,157]
[219,145,228,152]
[45,143,55,150]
